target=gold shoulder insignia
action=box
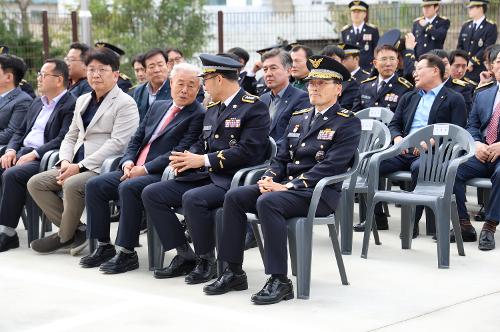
[465,19,473,23]
[366,23,377,28]
[292,107,313,116]
[486,19,496,24]
[362,70,370,75]
[207,101,221,108]
[398,77,413,89]
[441,16,448,20]
[361,76,377,84]
[337,109,353,118]
[475,81,495,90]
[414,16,424,22]
[341,24,350,31]
[242,94,258,103]
[464,77,478,86]
[119,73,130,80]
[452,78,467,87]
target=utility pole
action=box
[80,0,92,45]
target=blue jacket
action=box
[0,87,32,145]
[467,83,500,143]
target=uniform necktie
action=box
[472,23,478,34]
[136,106,181,166]
[485,99,500,145]
[378,80,386,93]
[310,111,322,127]
[218,103,227,116]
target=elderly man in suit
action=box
[354,54,467,234]
[0,59,75,252]
[453,48,500,251]
[0,54,32,145]
[79,63,205,273]
[27,47,139,254]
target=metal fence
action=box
[1,3,499,87]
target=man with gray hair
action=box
[79,62,205,273]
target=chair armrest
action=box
[39,149,59,172]
[444,149,475,198]
[366,145,404,195]
[243,166,269,186]
[101,155,123,174]
[47,151,60,169]
[230,162,270,189]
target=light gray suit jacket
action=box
[58,84,139,173]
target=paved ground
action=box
[1,197,500,332]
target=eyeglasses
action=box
[376,57,398,63]
[64,57,83,63]
[37,72,61,79]
[202,75,218,84]
[87,67,113,76]
[167,57,183,65]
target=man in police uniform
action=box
[339,43,371,82]
[352,30,414,113]
[94,42,133,93]
[142,54,270,284]
[457,0,498,83]
[203,55,360,305]
[411,0,450,58]
[341,1,379,71]
[449,49,478,87]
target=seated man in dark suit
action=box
[80,63,205,272]
[142,54,270,284]
[453,48,500,251]
[0,59,75,252]
[0,54,32,145]
[228,47,258,96]
[354,54,468,234]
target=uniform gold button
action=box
[295,161,300,164]
[230,134,234,138]
[375,102,379,106]
[301,143,305,147]
[215,134,219,139]
[423,43,427,47]
[209,167,213,172]
[288,176,293,180]
[320,145,324,149]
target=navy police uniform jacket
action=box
[340,77,361,111]
[341,23,379,70]
[353,74,413,113]
[69,78,92,98]
[412,15,450,58]
[444,78,474,114]
[263,103,361,211]
[176,88,271,190]
[388,86,467,139]
[352,68,371,82]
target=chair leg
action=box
[451,200,465,256]
[341,190,355,255]
[401,205,415,250]
[147,218,164,271]
[251,222,265,263]
[292,220,313,299]
[434,200,450,269]
[361,198,378,258]
[327,223,349,286]
[21,207,28,230]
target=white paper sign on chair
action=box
[361,119,374,131]
[369,108,381,117]
[433,124,449,136]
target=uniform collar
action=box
[315,102,336,116]
[222,88,240,107]
[378,73,395,85]
[351,67,361,77]
[473,16,485,27]
[353,22,364,31]
[425,15,437,24]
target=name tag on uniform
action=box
[203,125,212,130]
[287,132,300,138]
[361,94,371,100]
[363,34,372,41]
[225,118,241,128]
[384,93,399,103]
[317,129,335,140]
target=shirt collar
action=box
[426,15,437,24]
[147,79,167,96]
[351,67,361,77]
[222,89,240,107]
[353,22,364,31]
[315,102,336,116]
[0,88,15,98]
[41,89,67,107]
[418,82,445,97]
[378,74,395,84]
[473,16,485,27]
[271,84,288,99]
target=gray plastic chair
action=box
[355,107,394,125]
[147,137,278,271]
[339,119,391,254]
[244,151,360,299]
[361,124,475,268]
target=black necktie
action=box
[310,112,321,127]
[218,103,226,116]
[378,80,386,93]
[472,23,477,35]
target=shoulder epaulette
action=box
[361,76,377,84]
[362,70,370,75]
[486,19,496,25]
[463,77,478,86]
[292,107,313,116]
[366,23,377,29]
[337,109,353,118]
[475,81,495,91]
[465,19,473,23]
[398,77,413,89]
[130,84,138,89]
[119,73,130,80]
[207,101,220,108]
[414,16,424,22]
[440,16,448,21]
[452,78,467,87]
[242,94,259,103]
[341,24,350,31]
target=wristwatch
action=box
[285,182,294,190]
[78,163,88,173]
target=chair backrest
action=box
[356,119,391,180]
[355,107,394,125]
[395,124,475,191]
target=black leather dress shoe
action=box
[79,244,116,268]
[154,255,196,279]
[185,258,217,284]
[251,276,294,305]
[353,214,389,232]
[0,233,19,252]
[244,232,257,250]
[99,251,139,274]
[203,268,248,295]
[450,227,477,243]
[478,230,495,251]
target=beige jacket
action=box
[58,84,139,173]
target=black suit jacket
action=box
[68,78,92,98]
[388,86,467,139]
[0,87,33,145]
[7,91,76,157]
[120,99,204,174]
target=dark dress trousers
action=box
[259,84,310,141]
[0,92,76,228]
[0,87,32,145]
[141,89,270,255]
[218,104,361,275]
[85,99,204,248]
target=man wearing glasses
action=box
[0,59,76,252]
[65,42,92,98]
[142,54,270,284]
[27,47,139,254]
